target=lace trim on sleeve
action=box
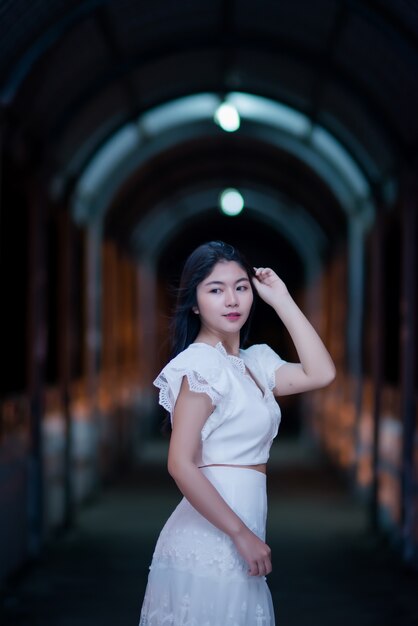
[267,369,276,392]
[154,369,223,415]
[245,344,286,392]
[266,354,286,391]
[267,363,286,391]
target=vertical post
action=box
[301,267,323,441]
[347,217,364,381]
[370,207,384,532]
[85,218,102,404]
[84,217,102,491]
[26,176,48,557]
[399,174,417,562]
[138,260,157,390]
[136,259,158,441]
[0,108,3,244]
[348,216,366,479]
[58,209,74,528]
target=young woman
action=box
[139,241,335,626]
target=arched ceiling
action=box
[104,132,346,245]
[1,0,417,249]
[156,212,306,298]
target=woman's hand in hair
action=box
[252,267,289,307]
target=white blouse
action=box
[153,341,287,466]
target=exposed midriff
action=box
[198,463,266,474]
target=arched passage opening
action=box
[0,1,416,587]
[67,92,375,455]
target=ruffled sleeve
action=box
[153,344,229,424]
[244,343,287,392]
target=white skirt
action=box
[139,466,275,626]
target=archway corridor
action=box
[1,1,418,624]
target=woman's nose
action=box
[225,289,238,306]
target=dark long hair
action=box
[170,241,256,358]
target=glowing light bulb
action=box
[219,189,244,216]
[214,102,240,132]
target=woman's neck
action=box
[194,332,240,356]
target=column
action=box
[370,206,384,531]
[57,208,74,528]
[399,173,417,562]
[26,176,48,557]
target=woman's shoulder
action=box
[241,343,272,358]
[154,343,230,412]
[173,341,224,358]
[164,342,225,373]
[241,343,287,391]
[241,343,287,368]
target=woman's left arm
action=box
[252,267,336,396]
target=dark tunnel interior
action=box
[0,1,417,625]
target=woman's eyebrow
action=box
[204,277,249,286]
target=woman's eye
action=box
[209,286,247,293]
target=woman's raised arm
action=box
[252,267,336,397]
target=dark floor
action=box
[1,439,418,626]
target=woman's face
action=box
[194,261,253,337]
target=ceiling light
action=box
[214,102,240,132]
[219,188,244,216]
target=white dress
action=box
[139,341,286,626]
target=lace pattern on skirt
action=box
[139,466,275,626]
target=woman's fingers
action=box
[248,561,258,576]
[249,560,261,576]
[253,267,278,284]
[248,556,272,577]
[233,527,272,577]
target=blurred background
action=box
[0,1,417,624]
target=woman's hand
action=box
[252,267,289,307]
[232,526,272,577]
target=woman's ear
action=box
[192,306,199,314]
